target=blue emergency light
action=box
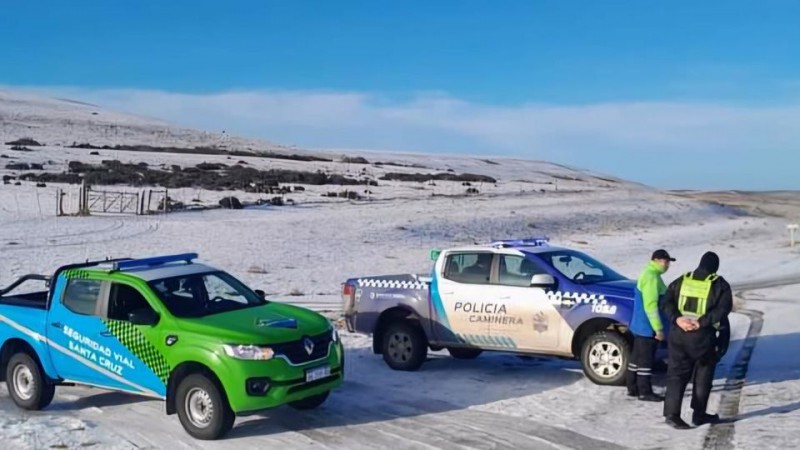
[112,253,199,271]
[489,237,550,248]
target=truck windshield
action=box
[148,271,266,318]
[537,250,627,285]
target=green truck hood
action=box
[176,302,331,344]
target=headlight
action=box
[332,327,340,343]
[223,344,275,360]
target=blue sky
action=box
[2,0,798,190]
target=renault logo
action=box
[303,337,315,355]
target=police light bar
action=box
[489,237,550,248]
[110,253,199,271]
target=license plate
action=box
[305,365,331,382]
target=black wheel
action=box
[289,391,330,410]
[381,321,427,371]
[6,353,55,410]
[580,331,630,386]
[447,347,483,360]
[176,374,235,440]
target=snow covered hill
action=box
[1,88,799,450]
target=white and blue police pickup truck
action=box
[342,238,639,386]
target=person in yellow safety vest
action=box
[660,251,733,429]
[626,249,674,401]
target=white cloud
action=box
[14,86,800,189]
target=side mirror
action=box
[531,274,556,288]
[129,308,159,326]
[255,289,266,299]
[430,249,441,261]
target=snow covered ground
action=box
[1,90,799,449]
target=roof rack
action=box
[99,253,199,271]
[489,237,550,248]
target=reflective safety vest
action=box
[678,272,720,328]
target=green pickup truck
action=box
[0,253,344,440]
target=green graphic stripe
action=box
[103,320,171,384]
[63,269,92,279]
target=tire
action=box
[5,353,55,410]
[580,330,630,386]
[176,373,235,440]
[288,391,330,410]
[381,321,427,371]
[447,347,483,360]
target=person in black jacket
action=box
[660,251,733,429]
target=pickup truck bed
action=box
[0,274,51,310]
[0,291,48,309]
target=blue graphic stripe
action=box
[0,313,163,398]
[429,276,452,329]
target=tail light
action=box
[341,282,356,332]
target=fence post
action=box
[56,188,62,216]
[79,180,89,216]
[788,224,798,247]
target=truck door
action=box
[46,276,167,398]
[431,251,504,347]
[488,254,564,351]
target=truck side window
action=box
[444,252,492,284]
[497,255,547,287]
[108,283,153,321]
[62,279,103,316]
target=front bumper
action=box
[221,341,345,414]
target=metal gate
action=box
[87,189,140,214]
[60,182,170,216]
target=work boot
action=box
[626,367,638,397]
[665,416,691,430]
[692,412,720,426]
[638,392,665,402]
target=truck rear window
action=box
[63,279,103,315]
[443,252,492,284]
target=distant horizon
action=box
[2,1,797,191]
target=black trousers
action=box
[626,336,658,395]
[663,328,718,418]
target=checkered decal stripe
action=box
[63,269,92,279]
[103,320,170,384]
[456,334,517,349]
[545,291,606,305]
[357,278,428,290]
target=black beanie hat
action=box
[697,251,720,274]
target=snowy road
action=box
[5,277,796,450]
[2,268,799,450]
[713,278,800,449]
[1,343,633,450]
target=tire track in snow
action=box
[1,218,125,242]
[703,275,800,449]
[703,307,763,450]
[55,380,628,450]
[4,220,159,251]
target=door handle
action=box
[498,296,511,300]
[99,331,114,338]
[51,322,62,329]
[441,291,455,295]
